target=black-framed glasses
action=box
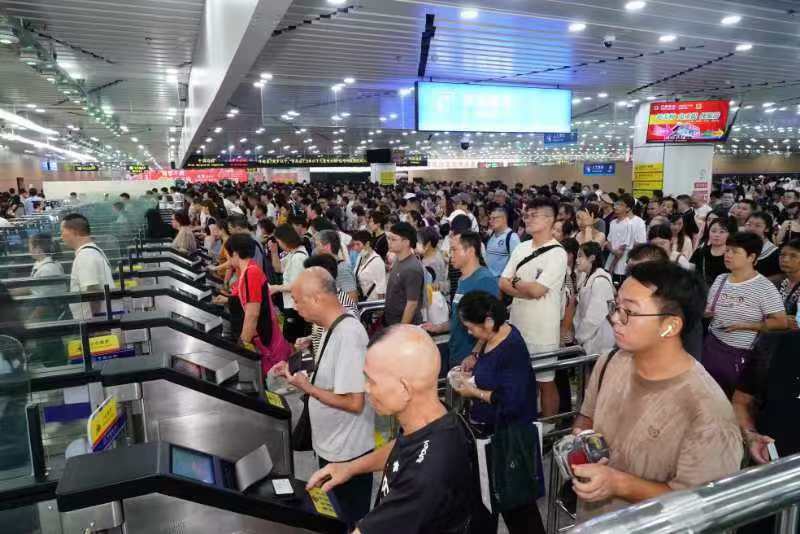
[606,300,675,326]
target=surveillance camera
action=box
[460,137,471,150]
[603,34,616,48]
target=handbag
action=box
[490,421,544,513]
[291,314,350,452]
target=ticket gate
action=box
[90,353,290,474]
[56,441,346,533]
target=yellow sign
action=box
[308,487,338,518]
[265,391,284,409]
[67,334,122,360]
[114,279,139,289]
[379,170,396,186]
[130,264,144,271]
[633,162,664,197]
[87,396,120,449]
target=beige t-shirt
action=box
[577,350,743,521]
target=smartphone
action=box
[767,442,779,462]
[288,351,304,375]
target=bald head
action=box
[363,325,441,416]
[291,267,338,323]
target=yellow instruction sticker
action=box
[308,487,338,518]
[265,391,284,409]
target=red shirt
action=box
[236,260,267,307]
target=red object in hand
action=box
[568,449,589,467]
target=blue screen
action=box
[416,82,571,133]
[171,446,215,485]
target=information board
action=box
[633,163,665,197]
[583,162,616,176]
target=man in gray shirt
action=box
[275,267,374,527]
[315,229,359,303]
[384,222,425,326]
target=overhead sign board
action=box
[646,100,729,143]
[65,163,99,172]
[544,131,578,145]
[126,164,150,174]
[583,162,616,176]
[183,154,427,169]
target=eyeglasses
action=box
[523,211,552,220]
[606,300,675,326]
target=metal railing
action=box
[570,453,800,534]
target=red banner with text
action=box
[646,100,729,143]
[131,168,248,182]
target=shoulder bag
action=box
[291,314,350,451]
[499,243,563,307]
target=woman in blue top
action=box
[453,291,545,534]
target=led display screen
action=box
[416,82,572,133]
[646,100,730,143]
[171,446,215,485]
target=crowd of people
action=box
[2,173,799,533]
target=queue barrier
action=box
[570,453,800,534]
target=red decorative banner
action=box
[646,100,729,143]
[131,168,248,182]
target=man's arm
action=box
[306,387,365,414]
[733,390,773,464]
[307,439,395,492]
[499,276,549,299]
[240,302,260,343]
[572,462,671,504]
[400,300,419,324]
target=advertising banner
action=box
[646,100,729,143]
[133,168,248,183]
[183,154,428,169]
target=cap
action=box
[600,193,614,205]
[403,193,416,200]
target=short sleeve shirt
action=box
[309,316,375,462]
[577,351,743,521]
[448,267,499,367]
[502,239,567,350]
[358,412,477,534]
[486,229,521,278]
[706,273,786,349]
[336,260,358,294]
[384,254,425,326]
[69,243,115,320]
[280,249,308,309]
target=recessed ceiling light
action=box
[205,137,212,143]
[736,43,753,52]
[166,75,178,83]
[26,103,36,109]
[344,77,355,84]
[272,138,281,143]
[328,0,346,4]
[214,127,223,133]
[625,1,646,10]
[131,137,139,142]
[721,15,741,25]
[254,81,264,88]
[166,68,178,75]
[598,92,608,98]
[646,96,656,101]
[35,108,45,113]
[460,8,479,20]
[239,138,247,143]
[762,102,775,107]
[568,22,587,32]
[659,34,676,43]
[572,98,582,104]
[341,112,351,117]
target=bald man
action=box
[275,267,374,526]
[307,325,479,534]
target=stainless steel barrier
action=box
[570,453,800,534]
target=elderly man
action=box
[307,325,479,534]
[274,267,374,526]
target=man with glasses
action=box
[605,194,647,286]
[500,197,567,419]
[485,207,520,278]
[571,261,742,522]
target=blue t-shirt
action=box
[485,229,520,277]
[448,267,499,368]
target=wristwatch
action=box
[511,276,520,289]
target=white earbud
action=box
[660,325,674,338]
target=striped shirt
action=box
[706,273,785,349]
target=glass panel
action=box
[0,335,31,482]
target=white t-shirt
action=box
[605,216,647,275]
[309,316,375,462]
[706,273,785,349]
[31,257,66,297]
[502,238,568,350]
[355,250,387,299]
[69,243,115,320]
[280,248,308,309]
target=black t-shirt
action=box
[358,412,477,534]
[690,246,729,287]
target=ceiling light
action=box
[240,137,248,143]
[341,112,351,118]
[25,103,36,109]
[283,145,290,150]
[625,1,646,10]
[659,34,676,43]
[214,127,223,133]
[253,81,264,88]
[572,98,582,105]
[272,137,281,143]
[34,108,45,113]
[763,102,775,107]
[2,133,96,161]
[228,145,234,150]
[460,8,479,19]
[256,128,265,134]
[568,22,586,32]
[131,137,139,142]
[379,116,387,122]
[598,92,608,98]
[260,72,273,80]
[166,68,178,75]
[736,43,753,52]
[331,84,343,92]
[205,137,212,143]
[230,108,239,115]
[166,74,178,83]
[0,108,58,135]
[344,77,355,84]
[721,15,741,25]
